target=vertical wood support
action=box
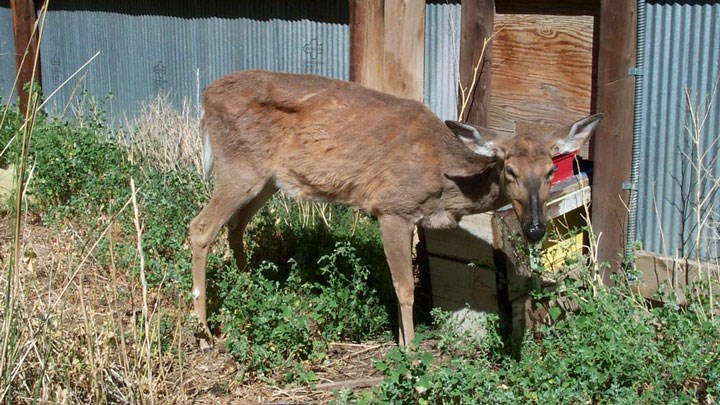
[592,0,637,278]
[458,0,494,125]
[381,0,424,101]
[10,0,42,112]
[348,0,425,100]
[349,0,385,92]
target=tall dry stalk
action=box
[681,78,720,319]
[1,1,47,400]
[124,94,204,175]
[457,34,495,123]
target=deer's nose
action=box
[523,221,546,243]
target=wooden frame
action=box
[458,0,494,126]
[591,0,637,277]
[10,0,41,112]
[349,0,425,101]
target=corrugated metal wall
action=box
[637,1,720,260]
[39,0,349,122]
[0,1,16,102]
[424,1,461,121]
[5,1,462,123]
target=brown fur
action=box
[189,70,603,348]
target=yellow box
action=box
[541,208,586,272]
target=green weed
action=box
[216,243,389,381]
[351,274,720,404]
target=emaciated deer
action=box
[189,70,602,349]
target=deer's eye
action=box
[506,166,517,180]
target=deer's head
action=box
[446,114,603,243]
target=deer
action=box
[189,70,603,350]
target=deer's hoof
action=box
[198,337,214,353]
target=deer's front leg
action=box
[378,215,415,346]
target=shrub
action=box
[116,168,209,287]
[216,243,389,381]
[1,103,132,219]
[351,276,720,404]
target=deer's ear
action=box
[550,113,603,155]
[445,120,504,159]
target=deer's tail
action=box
[201,112,214,179]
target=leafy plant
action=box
[354,273,720,404]
[216,244,388,381]
[114,168,209,287]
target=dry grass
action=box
[0,92,390,403]
[123,94,204,175]
[0,211,391,404]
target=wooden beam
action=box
[382,0,425,101]
[348,0,424,101]
[591,0,636,278]
[458,0,494,125]
[349,0,384,92]
[10,0,42,112]
[633,250,720,304]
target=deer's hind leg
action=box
[227,181,277,268]
[189,169,273,350]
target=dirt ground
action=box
[0,215,395,404]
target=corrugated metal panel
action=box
[0,2,16,102]
[424,1,461,121]
[637,1,720,260]
[38,1,349,123]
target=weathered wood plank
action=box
[458,0,494,124]
[349,0,384,92]
[633,251,720,304]
[428,256,498,312]
[424,225,495,266]
[349,0,424,100]
[10,0,41,112]
[489,13,595,136]
[382,0,425,101]
[592,0,636,277]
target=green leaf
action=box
[549,306,562,321]
[417,374,431,389]
[421,351,435,366]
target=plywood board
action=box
[424,227,495,266]
[489,13,595,138]
[633,251,720,304]
[429,255,498,313]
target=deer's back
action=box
[203,70,459,217]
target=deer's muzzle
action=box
[523,221,546,243]
[523,193,546,243]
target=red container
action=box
[551,151,578,186]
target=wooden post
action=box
[592,0,637,278]
[381,0,425,101]
[348,0,424,100]
[349,0,385,92]
[458,0,493,125]
[10,0,42,112]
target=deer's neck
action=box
[421,165,508,229]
